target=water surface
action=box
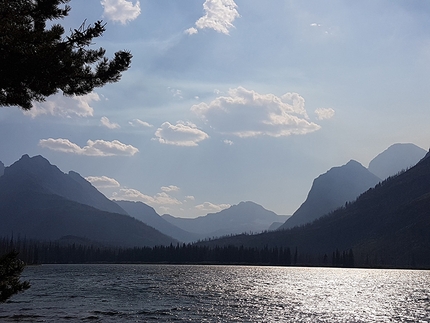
[1,264,429,322]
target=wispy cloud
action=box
[315,108,335,120]
[161,185,180,193]
[113,188,182,205]
[39,138,139,156]
[153,121,209,146]
[129,119,153,128]
[195,202,230,213]
[187,0,240,35]
[25,92,99,118]
[100,116,120,129]
[85,175,121,188]
[191,87,321,138]
[101,0,141,24]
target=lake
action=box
[1,264,429,322]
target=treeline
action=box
[0,237,354,267]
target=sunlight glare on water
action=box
[0,264,429,322]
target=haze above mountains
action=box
[0,143,427,250]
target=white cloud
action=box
[223,139,234,145]
[161,185,180,193]
[101,0,141,24]
[100,116,120,129]
[113,188,182,205]
[185,195,195,201]
[39,138,139,156]
[153,121,209,147]
[25,92,99,118]
[129,119,153,128]
[315,108,335,120]
[188,0,240,35]
[184,27,198,35]
[191,87,321,138]
[195,202,230,213]
[85,175,121,188]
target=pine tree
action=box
[0,0,132,110]
[0,250,31,302]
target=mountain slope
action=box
[163,201,290,238]
[368,143,426,180]
[198,152,430,268]
[3,154,127,215]
[279,160,380,230]
[115,200,201,243]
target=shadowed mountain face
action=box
[0,161,4,177]
[279,160,381,230]
[115,200,201,243]
[199,152,430,268]
[0,155,176,247]
[3,155,127,215]
[162,201,290,238]
[368,143,427,180]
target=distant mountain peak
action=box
[0,161,4,177]
[368,143,426,179]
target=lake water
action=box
[0,264,429,322]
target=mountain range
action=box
[197,150,430,268]
[0,142,427,261]
[0,155,176,247]
[162,201,290,238]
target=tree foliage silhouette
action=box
[0,0,132,110]
[0,250,30,302]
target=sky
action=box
[1,0,430,218]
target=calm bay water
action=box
[0,264,429,322]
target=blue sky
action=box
[1,0,429,217]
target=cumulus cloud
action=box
[113,188,182,205]
[85,175,121,188]
[315,108,335,120]
[153,121,209,146]
[191,87,321,138]
[25,92,99,118]
[187,0,240,35]
[129,119,153,128]
[39,138,139,156]
[100,116,120,129]
[195,202,231,213]
[101,0,141,24]
[161,185,180,193]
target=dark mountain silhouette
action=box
[3,155,127,215]
[162,201,290,238]
[115,200,201,243]
[368,143,426,180]
[0,161,4,177]
[279,160,380,230]
[0,155,176,247]
[198,151,430,268]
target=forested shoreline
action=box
[0,236,358,268]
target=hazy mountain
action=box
[0,155,176,247]
[279,160,381,230]
[4,154,127,215]
[0,161,4,177]
[368,143,427,180]
[198,151,430,268]
[115,200,201,243]
[162,201,290,238]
